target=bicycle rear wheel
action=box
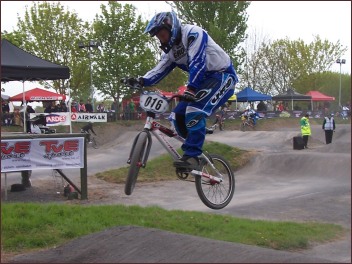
[125,132,148,195]
[195,154,235,210]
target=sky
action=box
[1,0,351,104]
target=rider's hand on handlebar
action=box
[120,77,144,89]
[183,87,196,102]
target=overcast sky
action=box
[1,1,351,99]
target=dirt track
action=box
[2,123,351,263]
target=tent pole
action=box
[68,88,72,134]
[22,81,26,133]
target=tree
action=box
[2,1,91,98]
[167,1,250,70]
[92,1,156,110]
[292,71,351,110]
[238,28,271,94]
[243,36,348,95]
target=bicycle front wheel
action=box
[240,122,246,132]
[125,132,148,195]
[195,154,235,210]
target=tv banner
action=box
[1,137,84,172]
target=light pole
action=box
[336,58,346,108]
[78,40,100,111]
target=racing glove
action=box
[183,86,196,102]
[121,77,144,88]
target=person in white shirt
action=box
[322,113,336,144]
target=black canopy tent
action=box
[1,39,70,132]
[272,88,312,110]
[1,39,70,81]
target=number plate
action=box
[139,92,169,113]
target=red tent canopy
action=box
[305,91,335,101]
[177,86,187,95]
[9,87,66,102]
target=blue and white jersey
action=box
[142,24,237,90]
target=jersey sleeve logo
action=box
[187,32,199,48]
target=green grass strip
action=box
[2,203,345,253]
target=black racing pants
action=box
[302,135,309,148]
[324,130,333,144]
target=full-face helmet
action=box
[144,11,181,54]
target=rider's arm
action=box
[185,26,208,91]
[142,54,176,87]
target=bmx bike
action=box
[81,130,99,149]
[240,115,256,131]
[121,78,235,210]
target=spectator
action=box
[278,102,284,111]
[13,108,22,126]
[79,100,86,112]
[60,101,68,112]
[97,103,105,112]
[85,99,93,113]
[55,103,62,112]
[341,104,349,120]
[44,101,56,113]
[257,101,267,111]
[300,113,311,149]
[322,113,336,144]
[2,99,10,113]
[2,100,12,126]
[71,101,78,112]
[26,104,35,133]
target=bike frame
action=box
[242,116,255,127]
[128,113,223,183]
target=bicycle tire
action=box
[195,154,235,210]
[125,132,148,195]
[92,137,99,149]
[240,122,246,131]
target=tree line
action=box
[2,1,350,111]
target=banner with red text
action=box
[30,113,107,126]
[1,137,84,172]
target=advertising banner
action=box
[1,137,85,172]
[30,113,108,126]
[70,112,107,122]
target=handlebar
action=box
[120,77,143,90]
[120,77,195,103]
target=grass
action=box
[96,141,254,183]
[1,203,346,254]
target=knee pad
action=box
[186,112,206,132]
